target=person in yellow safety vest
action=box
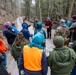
[18,33,48,75]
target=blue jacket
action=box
[21,24,32,40]
[22,23,28,29]
[72,66,76,75]
[34,22,46,39]
[21,29,32,41]
[34,22,46,48]
[65,21,71,27]
[11,26,19,34]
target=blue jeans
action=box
[2,52,7,68]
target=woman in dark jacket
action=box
[45,17,53,39]
[3,26,17,45]
[0,53,9,75]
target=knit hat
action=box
[60,19,65,23]
[47,17,50,21]
[60,19,66,27]
[72,15,76,20]
[53,36,64,47]
[4,23,10,29]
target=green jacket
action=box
[48,46,76,75]
[11,42,26,61]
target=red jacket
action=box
[0,39,7,53]
[45,20,52,29]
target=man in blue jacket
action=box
[21,23,33,41]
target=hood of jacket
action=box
[22,23,28,29]
[36,22,42,29]
[53,46,75,67]
[29,33,44,49]
[49,46,76,74]
[69,22,76,29]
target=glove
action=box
[20,70,25,75]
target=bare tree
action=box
[24,0,32,20]
[67,0,74,20]
[39,0,42,22]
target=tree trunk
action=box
[39,0,42,22]
[47,0,50,17]
[24,0,31,21]
[35,0,38,17]
[67,0,74,20]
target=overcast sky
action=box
[32,0,35,4]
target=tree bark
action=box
[67,0,74,20]
[47,0,50,17]
[39,0,42,22]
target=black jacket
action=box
[3,29,17,45]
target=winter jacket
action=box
[22,23,29,29]
[21,29,32,41]
[34,22,46,48]
[72,66,76,75]
[21,24,32,41]
[18,46,48,75]
[3,29,17,45]
[65,21,71,27]
[34,22,46,39]
[69,22,76,42]
[11,41,26,61]
[45,20,52,30]
[71,41,76,75]
[22,23,28,29]
[11,26,19,34]
[48,46,76,75]
[0,39,7,53]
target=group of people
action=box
[52,15,76,75]
[0,15,76,75]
